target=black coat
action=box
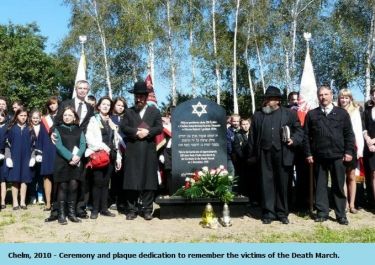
[120,106,162,190]
[248,106,303,166]
[55,99,94,133]
[304,106,355,159]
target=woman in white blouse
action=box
[338,88,364,214]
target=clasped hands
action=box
[136,128,149,139]
[366,137,375,152]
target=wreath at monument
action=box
[173,165,236,203]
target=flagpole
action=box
[303,32,314,216]
[72,35,87,99]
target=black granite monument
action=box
[170,97,227,194]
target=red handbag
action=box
[86,150,110,169]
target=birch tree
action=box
[232,0,241,114]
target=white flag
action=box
[298,38,318,125]
[72,52,87,98]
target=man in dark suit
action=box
[304,85,354,225]
[248,86,303,224]
[120,81,162,221]
[45,80,94,222]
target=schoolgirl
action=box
[37,96,58,211]
[53,106,86,224]
[28,109,44,205]
[5,107,36,210]
[0,110,8,210]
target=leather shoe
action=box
[90,212,98,219]
[126,212,137,220]
[279,217,289,224]
[143,212,153,220]
[20,205,27,210]
[77,212,89,219]
[1,204,5,209]
[315,216,328,222]
[44,215,58,222]
[13,206,20,211]
[101,210,115,217]
[337,217,349,225]
[261,218,272,224]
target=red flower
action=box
[184,182,190,189]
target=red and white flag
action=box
[298,33,318,126]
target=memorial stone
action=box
[171,97,227,194]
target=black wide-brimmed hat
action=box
[129,81,149,94]
[264,86,282,98]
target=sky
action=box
[0,0,70,53]
[0,0,364,105]
[0,0,170,104]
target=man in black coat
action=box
[304,85,354,225]
[45,80,94,222]
[248,86,303,224]
[120,81,162,221]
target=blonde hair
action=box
[337,88,359,114]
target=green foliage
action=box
[173,166,236,203]
[0,23,75,110]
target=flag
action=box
[298,35,318,126]
[72,51,87,98]
[145,73,158,108]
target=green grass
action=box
[260,226,375,243]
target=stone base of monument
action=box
[155,195,249,219]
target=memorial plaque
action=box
[171,97,227,194]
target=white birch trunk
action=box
[189,0,197,98]
[245,18,255,114]
[146,10,155,83]
[232,0,240,114]
[250,0,265,93]
[212,0,221,105]
[167,0,177,106]
[90,0,112,98]
[365,9,375,100]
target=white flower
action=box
[185,177,190,182]
[198,171,204,176]
[219,165,225,170]
[219,170,228,176]
[190,179,195,183]
[228,175,233,181]
[202,166,209,172]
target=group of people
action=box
[227,85,375,225]
[1,80,375,226]
[0,80,163,224]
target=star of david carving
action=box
[191,101,207,117]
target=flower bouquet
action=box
[173,165,236,203]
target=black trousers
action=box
[125,190,154,214]
[92,164,113,213]
[314,158,347,219]
[260,147,290,219]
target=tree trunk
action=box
[245,17,255,114]
[189,0,197,98]
[232,0,240,114]
[365,9,375,100]
[146,9,155,83]
[89,0,112,98]
[167,0,177,106]
[212,0,221,105]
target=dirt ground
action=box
[0,202,374,243]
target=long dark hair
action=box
[96,96,113,115]
[112,96,127,116]
[8,107,28,129]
